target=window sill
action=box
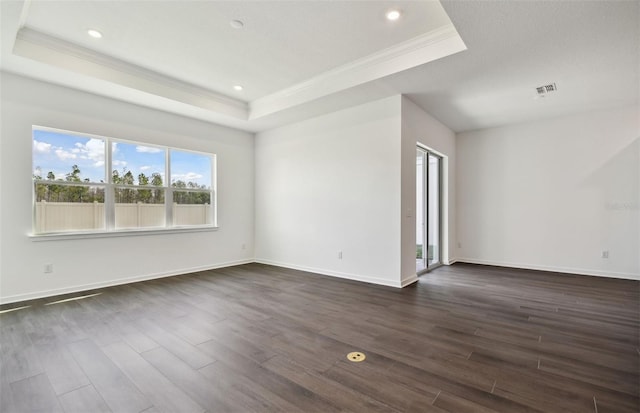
[29,226,219,242]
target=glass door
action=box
[427,152,441,268]
[416,147,442,272]
[416,149,426,271]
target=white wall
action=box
[255,96,404,287]
[401,97,457,281]
[0,72,255,303]
[5,71,630,303]
[457,105,640,280]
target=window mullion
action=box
[165,148,172,228]
[105,138,115,231]
[212,154,217,227]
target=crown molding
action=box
[249,24,466,120]
[13,27,249,120]
[10,22,465,127]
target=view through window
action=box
[32,127,215,234]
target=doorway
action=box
[416,147,442,273]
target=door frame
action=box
[417,144,443,275]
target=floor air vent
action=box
[536,83,557,97]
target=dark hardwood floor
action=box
[1,263,638,412]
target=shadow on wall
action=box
[584,137,639,271]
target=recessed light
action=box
[386,9,401,21]
[233,85,243,91]
[87,29,103,38]
[230,19,244,29]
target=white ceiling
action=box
[1,0,638,133]
[23,0,453,101]
[394,0,640,132]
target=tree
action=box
[151,173,163,186]
[41,171,66,201]
[137,173,151,203]
[122,170,134,185]
[64,165,89,202]
[90,186,105,203]
[66,165,81,182]
[33,172,47,202]
[43,171,59,201]
[114,169,135,203]
[34,166,97,203]
[171,180,210,205]
[151,173,164,203]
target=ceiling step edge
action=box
[249,24,467,120]
[13,27,249,121]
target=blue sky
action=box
[33,129,212,188]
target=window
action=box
[32,126,216,235]
[112,141,166,229]
[170,149,214,226]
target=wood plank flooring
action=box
[1,263,638,412]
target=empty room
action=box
[0,1,638,412]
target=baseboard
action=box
[0,259,254,305]
[254,258,405,288]
[401,274,419,287]
[18,256,612,305]
[454,258,640,281]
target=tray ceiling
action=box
[1,1,637,133]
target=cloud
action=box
[55,148,77,161]
[33,140,52,154]
[112,160,128,167]
[62,138,106,167]
[48,138,106,170]
[172,172,203,183]
[136,145,162,154]
[40,170,69,180]
[140,165,152,171]
[84,139,106,166]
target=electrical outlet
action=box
[44,264,53,273]
[338,251,343,259]
[601,250,609,259]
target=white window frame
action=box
[30,125,218,241]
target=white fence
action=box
[35,201,212,233]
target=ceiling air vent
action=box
[535,83,557,97]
